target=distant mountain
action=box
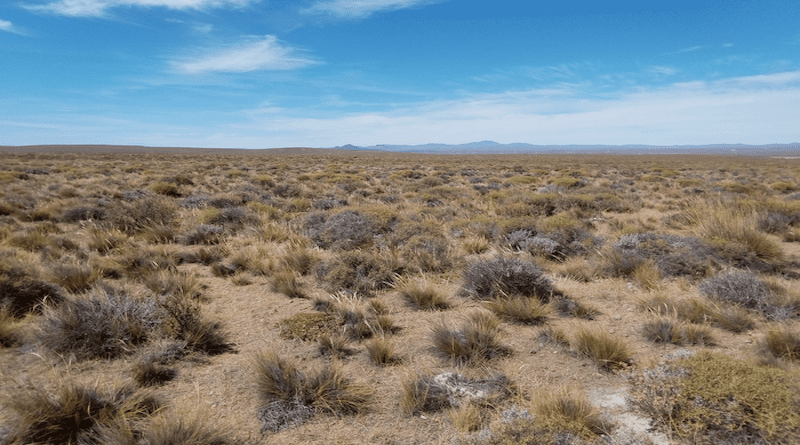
[328,141,800,155]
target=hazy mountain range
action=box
[331,141,800,155]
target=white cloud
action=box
[229,70,800,147]
[0,18,25,35]
[302,0,441,19]
[174,35,320,74]
[24,0,253,18]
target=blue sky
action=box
[1,0,799,148]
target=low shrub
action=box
[180,224,224,245]
[630,351,800,443]
[149,181,180,196]
[253,351,371,432]
[699,270,773,312]
[60,206,107,222]
[107,196,179,235]
[460,257,563,302]
[305,210,376,250]
[317,250,396,296]
[37,288,161,360]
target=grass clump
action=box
[460,257,562,302]
[317,250,396,296]
[131,359,178,387]
[138,414,242,445]
[642,316,716,346]
[0,307,22,347]
[365,336,400,366]
[571,325,633,371]
[46,263,99,294]
[156,293,232,355]
[531,388,611,441]
[759,324,800,362]
[305,210,376,250]
[0,265,64,317]
[630,351,800,444]
[484,294,550,325]
[270,270,307,299]
[395,276,451,310]
[431,311,511,366]
[253,351,371,432]
[1,381,159,445]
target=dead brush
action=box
[430,310,511,366]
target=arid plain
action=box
[1,147,799,444]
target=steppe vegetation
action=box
[1,148,800,444]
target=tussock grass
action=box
[0,307,22,347]
[483,294,550,325]
[759,324,800,362]
[317,332,355,358]
[253,351,371,432]
[642,316,716,346]
[132,359,178,387]
[532,388,611,440]
[571,325,633,371]
[394,276,451,310]
[270,269,307,298]
[430,311,511,366]
[365,336,400,365]
[138,414,242,445]
[1,381,159,445]
[46,263,99,294]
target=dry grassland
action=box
[1,149,800,444]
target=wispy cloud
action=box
[23,0,253,18]
[230,70,800,147]
[302,0,442,19]
[173,35,320,74]
[0,18,26,35]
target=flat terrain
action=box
[1,149,799,444]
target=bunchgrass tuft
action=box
[270,269,307,298]
[759,324,800,362]
[642,316,716,346]
[317,332,355,359]
[483,294,550,325]
[253,351,371,432]
[138,413,241,445]
[1,381,159,445]
[365,336,400,366]
[132,359,178,387]
[532,388,611,440]
[571,325,633,371]
[430,311,511,366]
[395,276,451,311]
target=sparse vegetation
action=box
[2,150,800,444]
